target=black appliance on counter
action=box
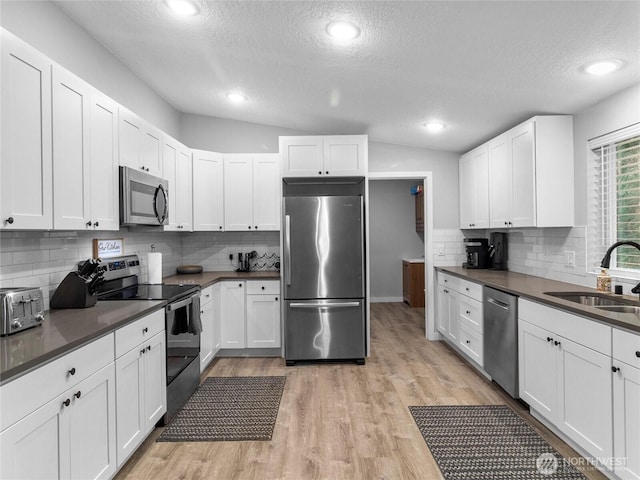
[97,254,201,422]
[489,232,508,270]
[463,238,491,269]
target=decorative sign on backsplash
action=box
[93,238,124,259]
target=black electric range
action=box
[99,283,198,302]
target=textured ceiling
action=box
[53,0,640,152]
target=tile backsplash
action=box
[0,229,280,309]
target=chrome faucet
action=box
[600,241,640,299]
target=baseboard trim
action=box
[370,297,404,303]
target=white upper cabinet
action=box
[487,115,574,228]
[52,67,119,231]
[118,107,162,177]
[224,154,253,231]
[89,92,120,231]
[192,150,224,231]
[459,144,490,229]
[1,30,53,230]
[280,135,367,177]
[224,153,280,231]
[52,66,92,230]
[163,136,192,231]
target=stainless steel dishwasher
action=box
[483,287,519,398]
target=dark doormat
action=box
[157,376,286,442]
[409,405,587,479]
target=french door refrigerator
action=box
[283,195,365,365]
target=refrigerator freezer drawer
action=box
[285,299,365,361]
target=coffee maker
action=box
[463,238,491,269]
[489,232,508,270]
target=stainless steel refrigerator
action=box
[283,195,366,365]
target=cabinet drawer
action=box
[613,328,640,369]
[200,285,215,305]
[0,333,114,432]
[458,324,484,366]
[458,279,483,302]
[519,299,611,355]
[246,280,280,295]
[115,309,164,358]
[438,272,459,291]
[458,297,483,333]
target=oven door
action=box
[120,166,168,226]
[166,293,200,382]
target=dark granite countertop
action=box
[437,267,640,333]
[0,300,165,385]
[163,270,280,288]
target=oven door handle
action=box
[166,293,197,311]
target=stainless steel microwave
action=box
[119,166,168,226]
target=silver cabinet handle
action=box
[290,302,360,308]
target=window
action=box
[587,123,640,277]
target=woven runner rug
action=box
[157,376,286,442]
[409,405,587,480]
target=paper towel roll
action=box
[147,252,163,284]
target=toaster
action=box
[1,287,45,336]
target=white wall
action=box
[0,0,181,137]
[368,142,460,229]
[369,180,425,301]
[572,83,640,225]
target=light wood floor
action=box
[116,303,607,480]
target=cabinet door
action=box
[613,365,640,480]
[68,364,117,480]
[323,135,366,176]
[223,154,253,231]
[488,133,510,228]
[115,347,145,467]
[176,145,193,231]
[518,320,557,422]
[280,136,323,177]
[0,30,53,230]
[0,391,69,480]
[143,332,167,431]
[253,154,281,230]
[118,108,141,170]
[162,137,179,231]
[509,121,536,227]
[141,124,162,177]
[446,289,459,343]
[246,295,281,348]
[220,282,246,348]
[474,147,490,228]
[458,152,475,229]
[52,66,91,230]
[200,298,215,372]
[192,150,224,231]
[90,91,119,231]
[436,285,449,336]
[557,337,613,462]
[213,283,222,355]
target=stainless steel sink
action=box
[544,291,639,308]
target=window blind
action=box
[587,127,640,274]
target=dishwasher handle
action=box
[487,297,510,310]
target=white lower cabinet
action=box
[0,363,117,480]
[612,329,640,480]
[200,284,221,372]
[114,310,166,468]
[246,281,281,349]
[436,284,458,342]
[220,280,281,351]
[519,299,614,470]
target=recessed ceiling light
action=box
[165,0,199,16]
[227,92,247,104]
[326,21,360,41]
[423,121,446,133]
[584,60,622,76]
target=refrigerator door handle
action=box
[289,302,361,308]
[284,214,291,285]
